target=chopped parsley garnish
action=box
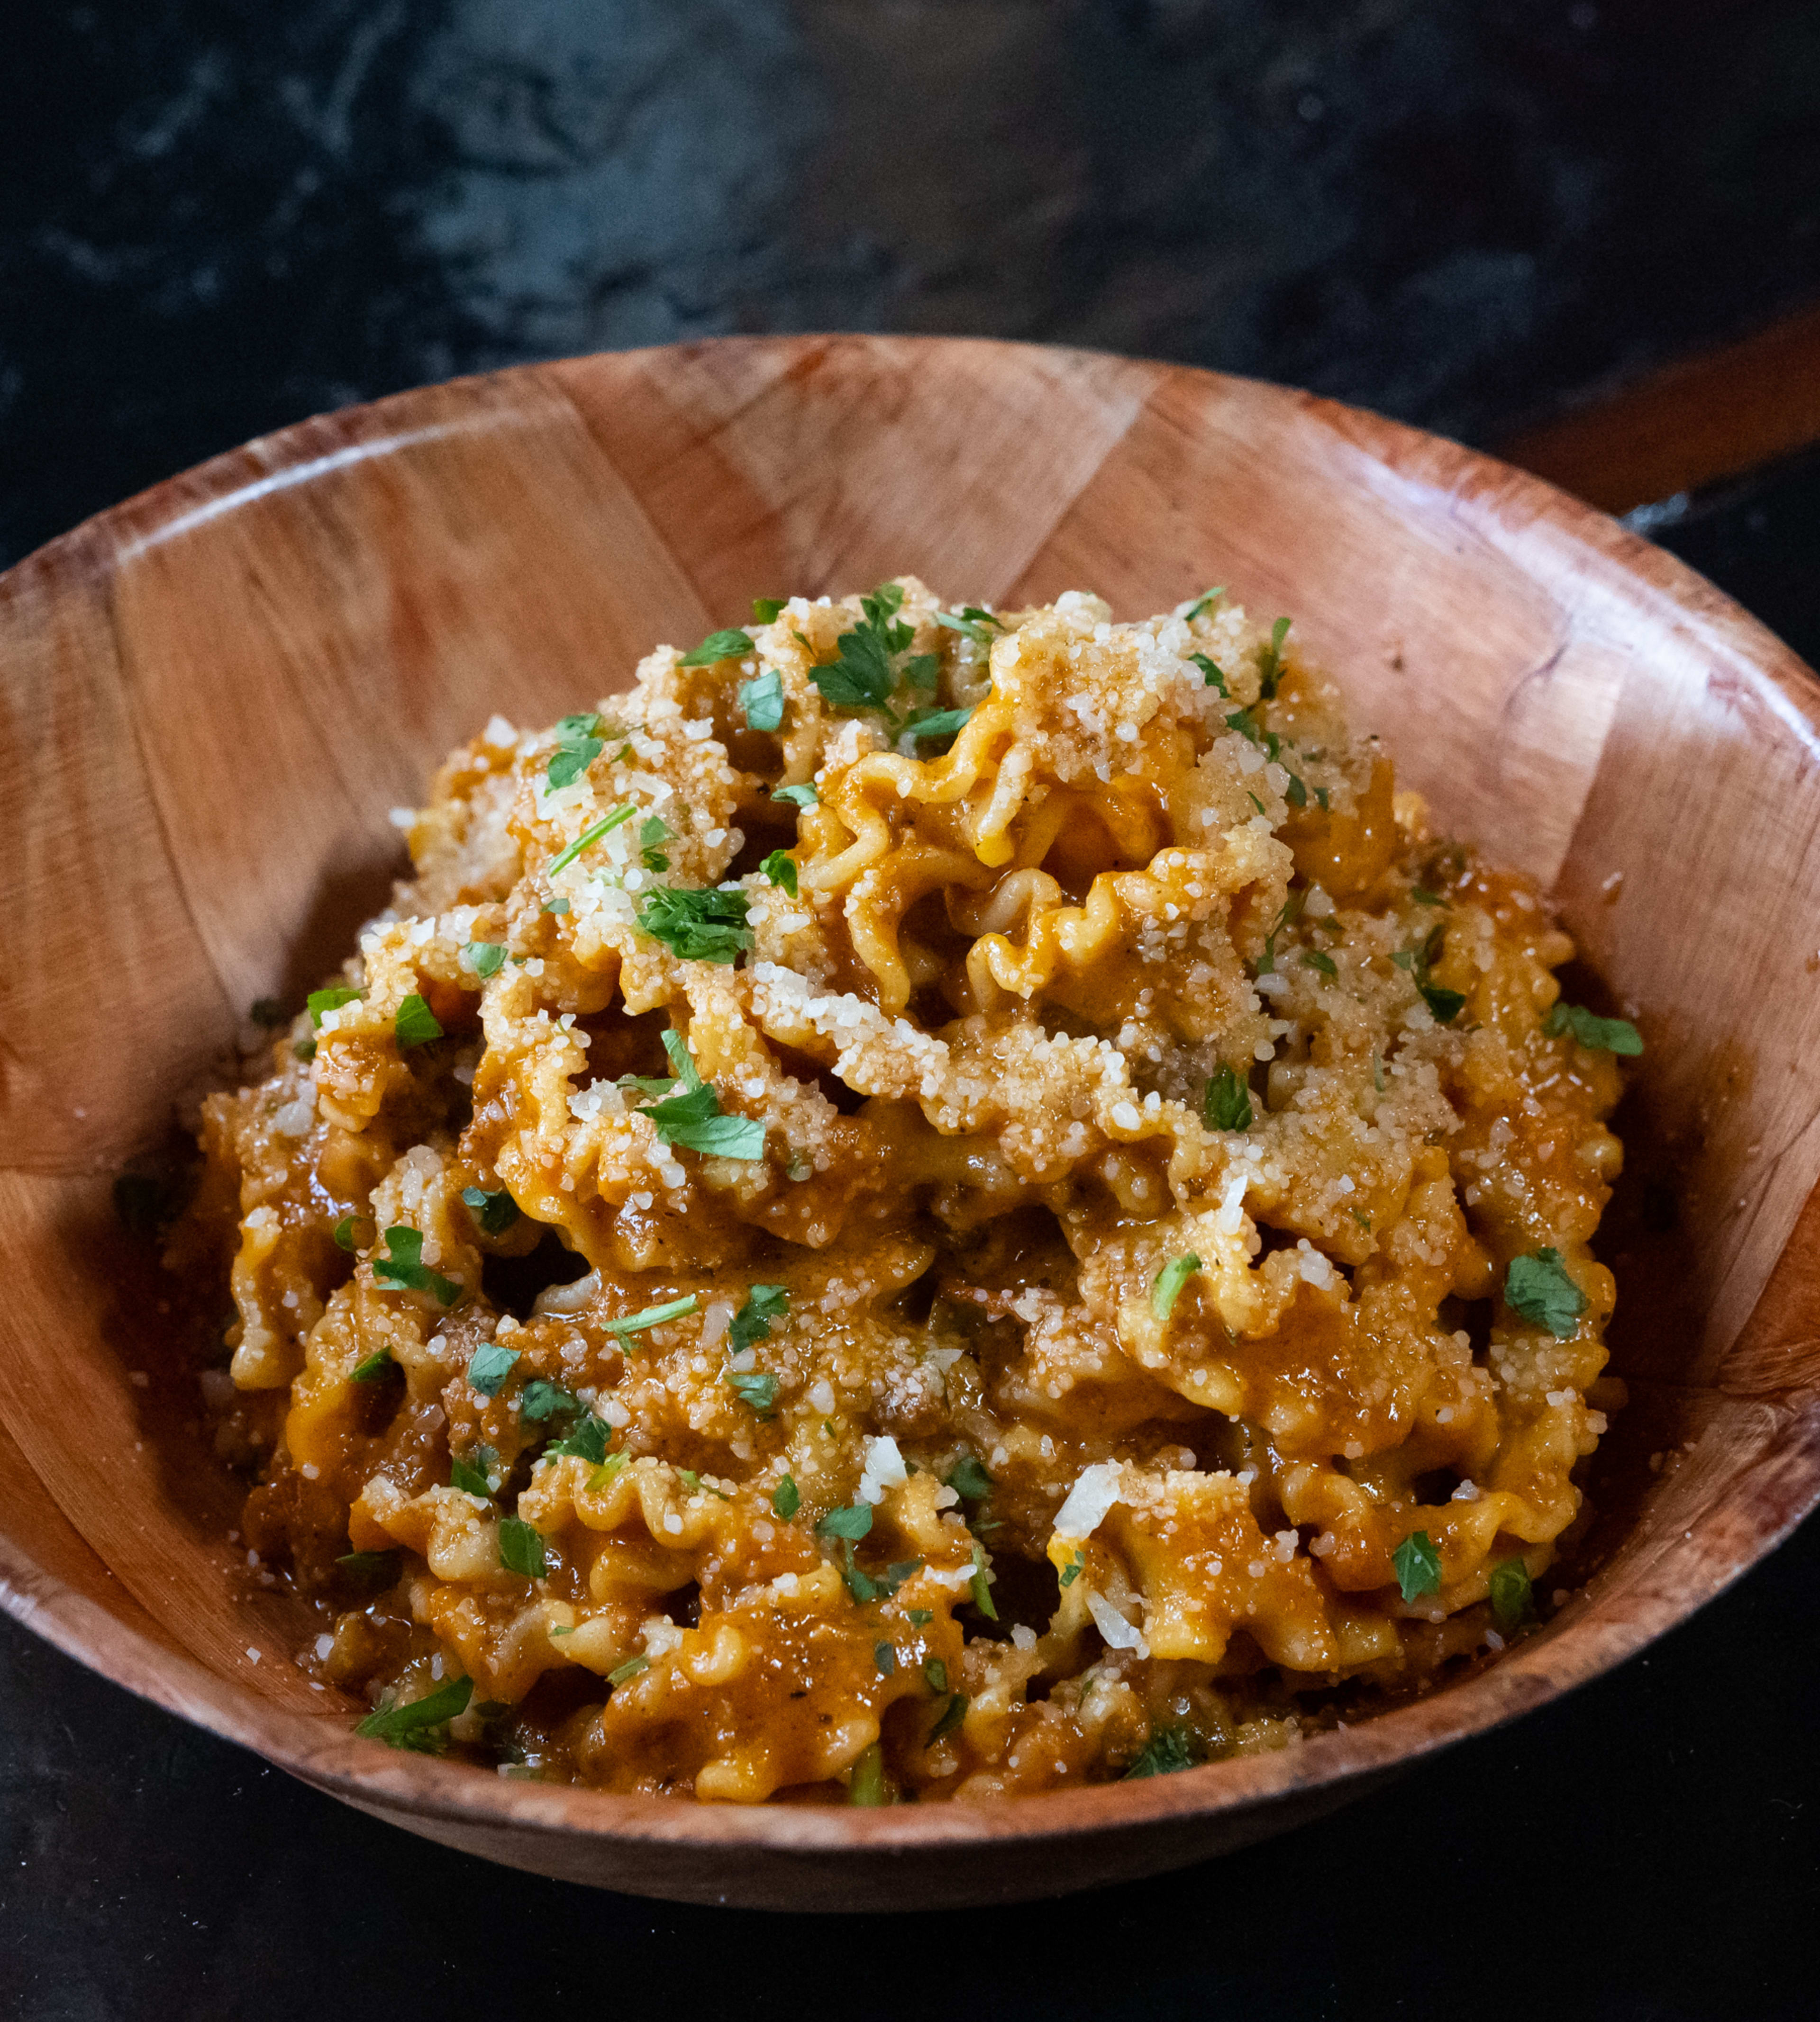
[637,1029,765,1159]
[543,897,570,916]
[336,1549,400,1585]
[818,1503,874,1542]
[604,1293,700,1340]
[946,1454,992,1502]
[1411,887,1447,907]
[1185,585,1226,621]
[934,606,1007,644]
[640,816,671,872]
[1489,1556,1534,1629]
[927,1693,969,1746]
[546,712,604,790]
[355,1675,473,1751]
[772,1474,801,1519]
[461,1185,520,1237]
[1393,1530,1443,1603]
[1123,1723,1203,1779]
[908,1609,932,1627]
[739,667,786,732]
[676,1468,730,1501]
[547,800,635,876]
[969,1540,998,1620]
[1255,890,1304,976]
[1284,771,1308,810]
[1505,1248,1586,1338]
[874,1642,896,1676]
[752,597,786,624]
[810,581,935,715]
[1059,1550,1084,1588]
[464,940,506,979]
[1256,616,1292,698]
[771,782,818,808]
[635,884,753,963]
[730,1284,788,1352]
[1420,983,1466,1024]
[333,1212,368,1253]
[1301,948,1337,979]
[520,1378,580,1423]
[350,1350,394,1384]
[450,1447,496,1498]
[373,1226,460,1305]
[465,1342,520,1396]
[905,705,973,748]
[1204,1062,1253,1133]
[498,1517,547,1579]
[923,1657,948,1693]
[1151,1253,1201,1321]
[760,848,798,895]
[727,1369,780,1416]
[1544,1002,1643,1055]
[1313,785,1330,811]
[608,1655,649,1688]
[546,1414,611,1463]
[1392,922,1463,1024]
[294,1038,317,1062]
[1191,653,1228,695]
[394,994,443,1049]
[307,984,362,1027]
[586,1452,627,1493]
[679,627,755,667]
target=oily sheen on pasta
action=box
[178,578,1630,1801]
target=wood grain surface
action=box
[2,335,1818,1910]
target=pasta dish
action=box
[172,578,1633,1801]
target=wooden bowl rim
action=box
[5,331,1820,1861]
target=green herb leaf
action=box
[874,1641,896,1676]
[1123,1723,1203,1779]
[1151,1253,1201,1321]
[1256,615,1292,698]
[1411,888,1447,907]
[638,1030,765,1158]
[927,1692,969,1746]
[946,1455,992,1502]
[812,628,896,712]
[1255,889,1304,976]
[1543,1002,1643,1055]
[451,1446,496,1497]
[818,1503,874,1542]
[905,705,973,747]
[608,1655,649,1688]
[465,940,506,979]
[307,985,362,1028]
[753,597,786,624]
[676,1468,731,1501]
[680,627,755,668]
[499,1517,547,1579]
[1185,586,1226,621]
[1420,983,1466,1025]
[373,1226,461,1305]
[1489,1556,1534,1629]
[636,885,753,964]
[1189,652,1229,696]
[730,1284,788,1353]
[461,1185,520,1238]
[727,1368,780,1415]
[547,801,636,876]
[586,1453,627,1493]
[356,1675,473,1751]
[902,653,939,692]
[1059,1550,1084,1589]
[293,1037,317,1062]
[739,667,786,732]
[394,994,443,1049]
[923,1657,948,1692]
[772,1474,801,1519]
[350,1350,393,1384]
[604,1293,700,1340]
[1284,771,1308,810]
[336,1549,400,1586]
[771,782,818,808]
[519,1378,580,1424]
[1301,948,1337,979]
[333,1212,370,1252]
[1505,1247,1587,1338]
[546,1414,610,1463]
[969,1540,998,1621]
[1204,1063,1253,1133]
[760,848,798,895]
[908,1608,932,1626]
[640,815,672,872]
[1393,1530,1443,1603]
[466,1342,520,1397]
[543,897,571,916]
[546,715,604,789]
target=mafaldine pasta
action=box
[173,578,1633,1799]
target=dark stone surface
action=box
[4,4,1820,2015]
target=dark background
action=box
[3,4,1818,2016]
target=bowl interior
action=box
[3,335,1820,1907]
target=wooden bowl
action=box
[4,335,1819,1911]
